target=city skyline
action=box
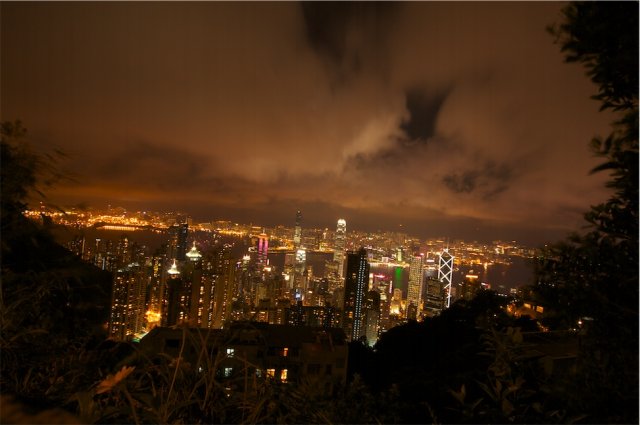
[2,2,616,246]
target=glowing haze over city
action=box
[2,2,615,246]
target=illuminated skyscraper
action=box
[407,254,424,318]
[115,235,131,267]
[257,233,269,266]
[212,245,236,329]
[423,276,445,317]
[294,210,302,248]
[294,248,307,295]
[165,260,184,326]
[393,266,403,291]
[109,263,147,341]
[186,242,211,327]
[333,219,347,278]
[438,249,454,308]
[343,248,369,341]
[363,290,381,347]
[146,251,167,329]
[168,223,189,261]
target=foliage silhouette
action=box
[534,2,638,423]
[1,121,112,412]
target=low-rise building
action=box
[138,321,348,395]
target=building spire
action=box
[167,259,181,276]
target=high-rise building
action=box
[257,233,269,266]
[293,210,302,248]
[146,251,167,329]
[363,290,381,347]
[212,245,236,329]
[407,254,424,318]
[185,242,212,327]
[109,263,147,341]
[333,219,347,278]
[458,276,481,301]
[393,266,404,291]
[168,223,189,261]
[115,235,131,267]
[423,276,445,317]
[319,228,330,250]
[165,260,184,326]
[295,248,307,292]
[342,247,369,341]
[438,249,455,308]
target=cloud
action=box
[401,87,450,142]
[2,2,618,244]
[442,160,513,200]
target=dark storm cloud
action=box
[443,161,512,200]
[443,172,477,194]
[301,2,398,82]
[400,87,449,142]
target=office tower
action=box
[438,249,454,308]
[94,239,118,272]
[212,245,236,329]
[424,257,437,278]
[185,242,210,327]
[390,287,403,317]
[325,260,341,292]
[363,290,381,347]
[168,223,189,261]
[393,266,403,291]
[115,235,131,267]
[342,248,369,341]
[257,233,269,266]
[109,263,147,341]
[319,228,330,250]
[458,275,481,301]
[294,210,302,248]
[165,260,184,326]
[146,252,166,329]
[295,248,307,294]
[283,251,296,288]
[396,246,404,262]
[378,290,391,334]
[333,219,347,278]
[423,276,445,317]
[407,254,424,318]
[406,302,418,322]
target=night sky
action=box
[1,2,615,245]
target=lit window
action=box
[226,348,235,357]
[266,368,275,378]
[280,369,288,383]
[283,347,289,357]
[255,369,263,377]
[224,367,232,377]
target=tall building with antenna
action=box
[293,210,302,249]
[165,260,183,326]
